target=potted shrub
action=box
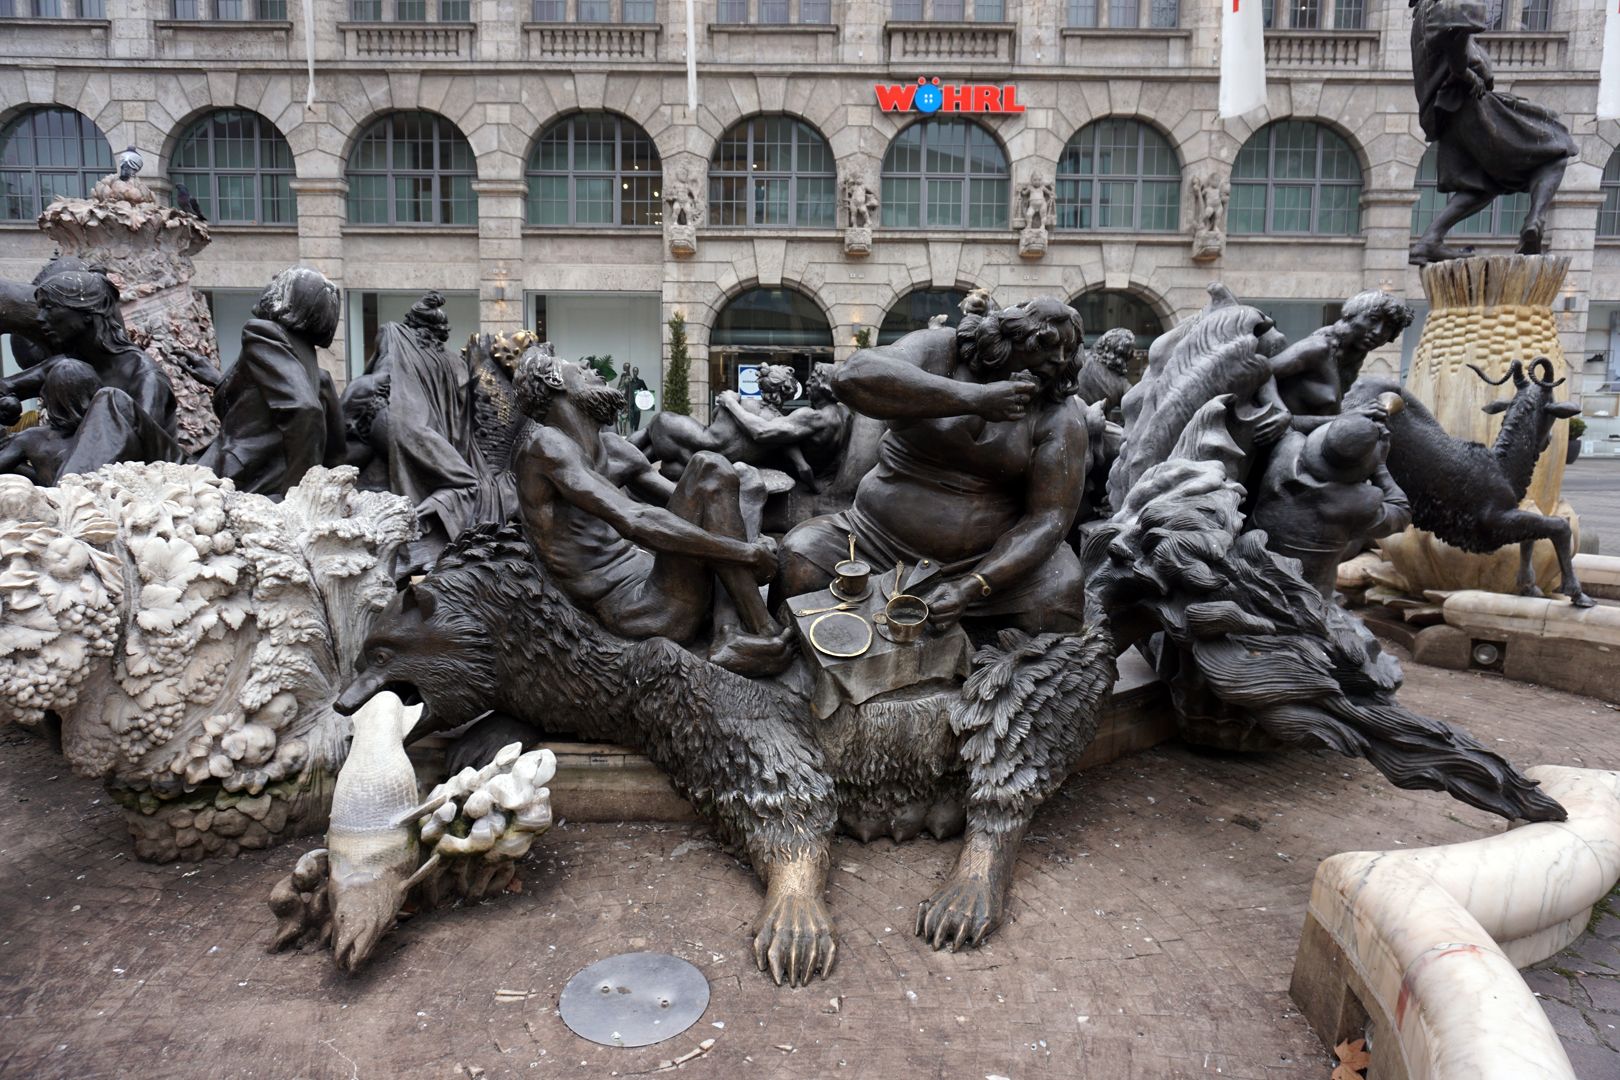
[1567,416,1587,464]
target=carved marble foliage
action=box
[0,463,416,860]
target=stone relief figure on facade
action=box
[1408,0,1576,264]
[1016,171,1053,233]
[665,161,703,257]
[193,268,347,498]
[841,167,880,255]
[1016,171,1054,257]
[1269,289,1415,424]
[843,170,879,230]
[1191,170,1230,261]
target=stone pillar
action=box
[1359,190,1421,379]
[473,178,528,337]
[39,174,219,453]
[289,176,350,383]
[1548,188,1604,380]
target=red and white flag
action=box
[1220,0,1267,118]
[1599,0,1620,120]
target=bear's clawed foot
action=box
[916,873,1004,952]
[752,892,837,987]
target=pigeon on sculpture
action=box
[117,145,143,181]
[174,182,207,221]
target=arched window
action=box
[878,287,970,344]
[0,107,112,221]
[1230,120,1362,237]
[169,110,295,225]
[881,118,1008,230]
[1601,150,1620,239]
[526,112,661,227]
[1410,144,1527,240]
[709,116,836,228]
[345,111,476,226]
[709,286,834,396]
[1070,289,1163,382]
[1056,118,1180,232]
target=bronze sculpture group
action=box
[0,33,1596,986]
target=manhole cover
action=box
[558,952,710,1047]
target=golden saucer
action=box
[807,610,873,658]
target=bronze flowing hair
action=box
[35,269,138,358]
[956,296,1084,402]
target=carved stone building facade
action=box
[1,0,1617,434]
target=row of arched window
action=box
[5,104,1620,239]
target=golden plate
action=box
[807,610,873,658]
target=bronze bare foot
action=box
[916,826,1023,952]
[711,624,796,678]
[751,853,836,986]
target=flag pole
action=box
[686,0,699,113]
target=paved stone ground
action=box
[1566,458,1620,552]
[2,660,1617,1080]
[1528,888,1620,1080]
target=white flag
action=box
[1600,0,1620,120]
[1220,0,1267,119]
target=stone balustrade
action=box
[523,22,660,60]
[1480,30,1565,69]
[1263,29,1378,69]
[339,20,475,59]
[883,20,1014,63]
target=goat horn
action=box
[1466,362,1515,387]
[1530,357,1565,389]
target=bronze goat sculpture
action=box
[1346,357,1591,607]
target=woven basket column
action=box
[1378,253,1578,596]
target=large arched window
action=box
[1410,144,1527,240]
[169,109,295,225]
[878,287,970,344]
[1230,120,1362,237]
[708,286,834,397]
[0,107,112,221]
[345,111,476,226]
[526,112,661,227]
[1602,150,1620,240]
[709,115,836,228]
[1056,118,1180,232]
[881,118,1008,230]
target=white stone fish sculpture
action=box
[268,691,556,973]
